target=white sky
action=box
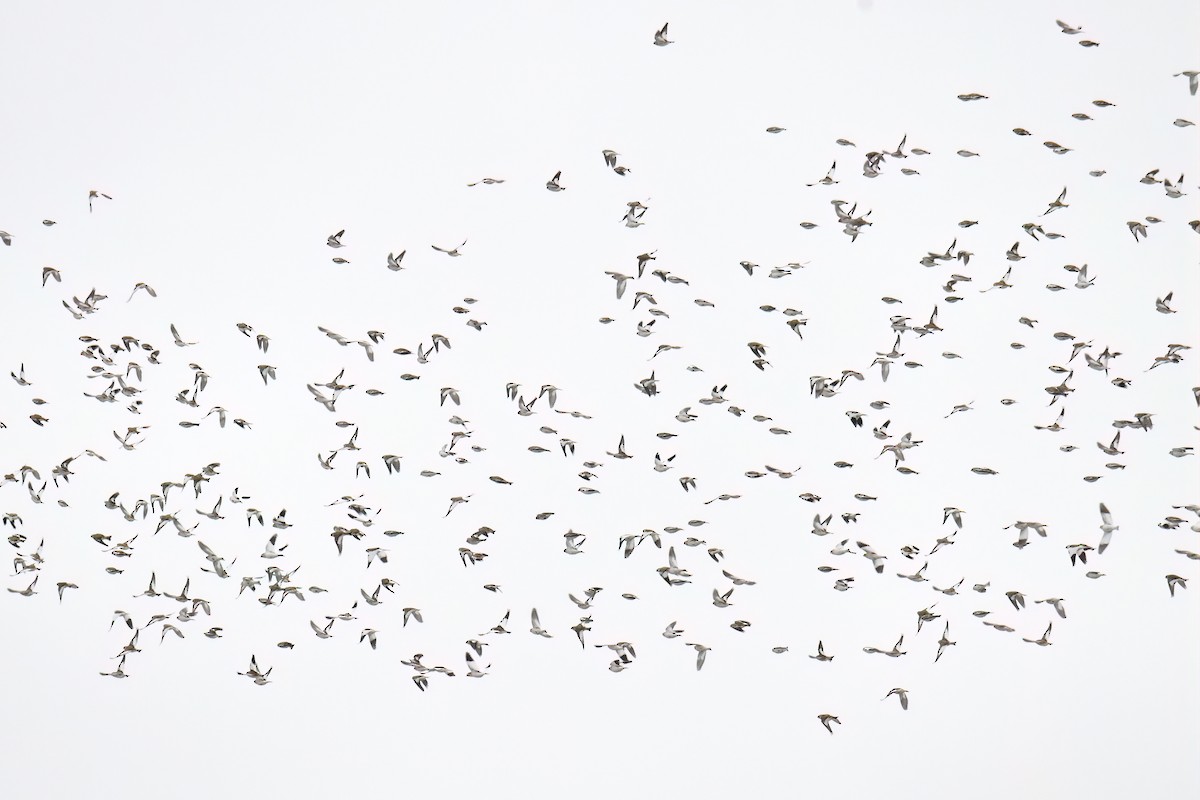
[2,1,1198,797]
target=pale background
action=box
[1,1,1198,797]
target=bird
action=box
[88,190,113,212]
[1098,503,1119,554]
[884,688,909,710]
[807,162,838,187]
[8,578,39,597]
[935,623,956,663]
[1023,623,1054,646]
[1043,187,1069,215]
[863,635,905,657]
[127,283,157,301]
[169,324,197,347]
[1174,71,1199,96]
[1036,598,1068,619]
[809,641,834,662]
[685,643,710,670]
[99,657,129,679]
[817,714,841,734]
[653,22,672,46]
[1066,543,1095,566]
[431,239,468,257]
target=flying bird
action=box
[432,239,468,257]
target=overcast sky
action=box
[2,1,1198,798]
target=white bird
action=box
[935,623,956,662]
[1036,598,1068,619]
[261,533,288,559]
[127,283,157,302]
[100,657,129,679]
[88,190,113,212]
[431,239,467,257]
[685,642,710,670]
[1174,70,1199,96]
[863,635,905,657]
[1023,623,1053,646]
[1098,503,1119,554]
[464,650,489,677]
[7,576,39,597]
[884,688,909,710]
[653,22,673,46]
[10,363,32,386]
[1074,263,1095,289]
[238,655,272,684]
[169,324,197,347]
[530,608,552,638]
[605,271,632,300]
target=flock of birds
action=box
[2,17,1198,736]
